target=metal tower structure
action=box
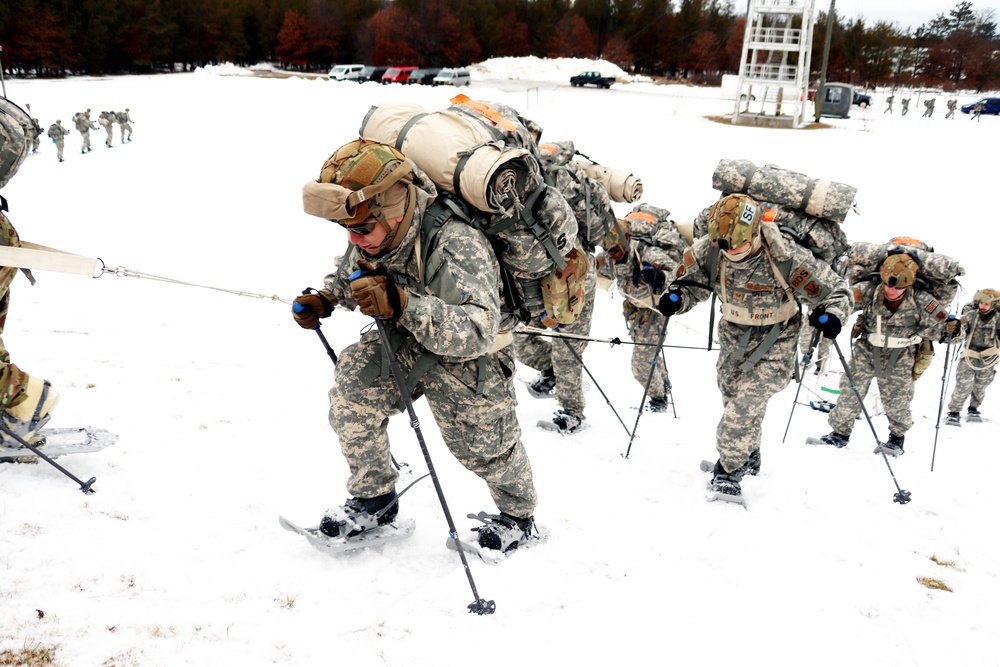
[732,0,816,128]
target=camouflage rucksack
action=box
[0,97,32,189]
[536,140,616,252]
[360,96,581,325]
[846,237,964,305]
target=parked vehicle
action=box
[806,86,871,109]
[406,68,441,85]
[432,68,471,86]
[381,67,418,84]
[961,97,1000,115]
[569,71,615,88]
[360,66,388,83]
[852,92,872,107]
[328,64,365,81]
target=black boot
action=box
[526,368,556,399]
[319,490,398,538]
[819,432,850,448]
[710,460,743,497]
[877,433,905,457]
[476,513,535,553]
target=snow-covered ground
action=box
[1,59,998,666]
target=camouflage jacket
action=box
[957,301,999,352]
[47,124,70,140]
[671,224,851,328]
[538,141,615,253]
[852,280,949,347]
[323,164,501,362]
[1,212,22,293]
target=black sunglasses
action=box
[337,219,379,235]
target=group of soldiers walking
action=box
[38,107,134,162]
[884,94,987,120]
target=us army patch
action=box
[804,281,821,298]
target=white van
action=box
[328,64,365,81]
[432,68,471,87]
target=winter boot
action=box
[709,460,743,497]
[647,396,670,413]
[319,490,398,538]
[540,409,588,435]
[945,411,962,426]
[967,406,983,423]
[736,449,761,477]
[526,368,557,399]
[876,433,905,457]
[2,377,60,445]
[475,513,535,554]
[818,431,850,448]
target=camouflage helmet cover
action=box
[974,288,999,308]
[0,97,33,189]
[879,253,918,288]
[708,193,762,251]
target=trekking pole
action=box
[930,316,957,472]
[623,312,670,459]
[827,332,911,505]
[293,299,405,471]
[0,423,96,494]
[659,347,677,417]
[782,328,821,443]
[557,336,631,437]
[373,318,495,615]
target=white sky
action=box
[819,0,1000,29]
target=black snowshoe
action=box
[537,409,588,435]
[707,460,746,506]
[474,513,536,554]
[945,412,961,427]
[525,369,557,399]
[806,431,850,448]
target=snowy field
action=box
[1,59,998,666]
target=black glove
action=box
[809,307,842,340]
[639,264,665,290]
[657,290,683,318]
[292,290,333,329]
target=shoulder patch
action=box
[804,281,822,298]
[788,267,811,290]
[852,288,863,304]
[925,300,939,314]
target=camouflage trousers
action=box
[828,340,915,438]
[54,139,65,161]
[947,357,996,413]
[329,333,537,519]
[514,266,596,418]
[103,124,114,146]
[80,131,91,151]
[625,304,669,400]
[715,319,799,473]
[119,123,132,141]
[0,269,29,410]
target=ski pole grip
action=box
[818,314,828,324]
[293,301,305,313]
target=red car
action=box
[381,67,418,84]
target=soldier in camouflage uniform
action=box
[73,109,98,153]
[656,194,850,501]
[46,120,71,162]
[922,98,936,118]
[945,99,958,119]
[901,98,911,116]
[946,289,1000,425]
[293,140,537,553]
[602,204,690,410]
[0,99,61,462]
[816,254,950,456]
[116,108,133,142]
[98,111,115,147]
[884,95,894,114]
[515,139,613,434]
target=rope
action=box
[99,262,293,304]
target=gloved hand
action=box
[638,264,665,290]
[657,289,683,318]
[809,307,842,340]
[350,259,408,319]
[940,316,959,343]
[292,290,333,329]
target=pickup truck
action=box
[569,71,615,89]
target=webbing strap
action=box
[394,112,430,152]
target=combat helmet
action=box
[0,97,33,189]
[879,254,918,289]
[974,288,999,311]
[707,193,762,252]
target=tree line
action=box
[1,0,998,91]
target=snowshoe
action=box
[318,491,399,538]
[0,427,117,464]
[473,512,536,553]
[706,460,746,507]
[647,396,670,413]
[967,407,983,423]
[805,432,850,448]
[524,369,557,399]
[945,412,962,427]
[279,515,414,556]
[873,433,904,458]
[537,410,588,435]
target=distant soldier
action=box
[884,95,894,114]
[115,108,133,143]
[901,98,911,116]
[46,120,71,163]
[98,110,115,147]
[972,100,985,121]
[922,98,935,118]
[72,109,98,153]
[945,289,999,426]
[945,99,957,119]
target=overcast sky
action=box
[810,0,1000,30]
